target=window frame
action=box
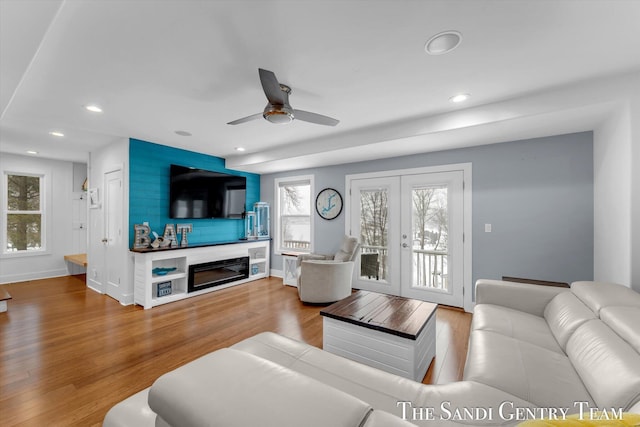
[1,170,49,257]
[274,174,314,255]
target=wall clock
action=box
[316,188,343,220]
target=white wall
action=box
[630,87,640,292]
[593,106,632,286]
[86,137,132,304]
[593,73,640,290]
[0,153,79,283]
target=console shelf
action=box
[133,240,270,309]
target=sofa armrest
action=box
[103,388,156,427]
[296,253,333,268]
[475,279,569,316]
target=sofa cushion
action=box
[600,306,640,353]
[148,348,373,427]
[571,281,640,316]
[475,279,569,317]
[544,291,596,351]
[362,410,417,427]
[233,332,538,425]
[231,332,426,415]
[566,319,640,411]
[463,330,593,410]
[472,304,563,353]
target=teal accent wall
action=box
[129,139,260,247]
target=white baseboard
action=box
[271,269,283,278]
[0,268,69,285]
[120,292,134,306]
[87,278,103,294]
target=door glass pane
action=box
[359,188,389,282]
[411,185,448,290]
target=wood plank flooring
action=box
[0,275,471,427]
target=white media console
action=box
[132,239,270,309]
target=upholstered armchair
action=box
[297,236,360,304]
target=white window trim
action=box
[274,174,314,255]
[1,169,51,258]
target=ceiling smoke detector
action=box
[425,31,462,55]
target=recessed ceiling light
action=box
[49,131,64,137]
[235,147,246,152]
[425,30,462,55]
[175,130,192,136]
[26,150,39,155]
[85,104,103,113]
[449,93,471,103]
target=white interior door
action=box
[400,171,464,307]
[349,169,466,308]
[104,169,123,301]
[350,176,400,295]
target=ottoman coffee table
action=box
[320,290,437,382]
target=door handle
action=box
[402,243,409,248]
[101,238,108,243]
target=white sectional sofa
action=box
[103,280,640,426]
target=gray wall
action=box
[261,132,594,287]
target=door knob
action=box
[402,243,409,248]
[101,238,108,243]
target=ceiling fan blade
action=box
[293,109,340,126]
[227,113,263,125]
[259,68,286,105]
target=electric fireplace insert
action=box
[188,257,249,293]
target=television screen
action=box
[169,164,246,219]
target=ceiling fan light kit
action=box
[227,68,339,127]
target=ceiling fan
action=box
[227,68,339,126]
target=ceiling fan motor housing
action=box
[263,84,294,124]
[263,104,294,124]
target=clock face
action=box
[316,188,343,220]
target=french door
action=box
[349,169,466,307]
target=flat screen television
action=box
[169,164,246,219]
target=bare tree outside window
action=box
[412,186,448,251]
[278,181,311,251]
[412,185,448,289]
[5,174,43,252]
[359,189,389,281]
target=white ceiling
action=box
[1,0,639,173]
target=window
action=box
[3,172,45,254]
[274,175,314,254]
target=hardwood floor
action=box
[0,275,472,427]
